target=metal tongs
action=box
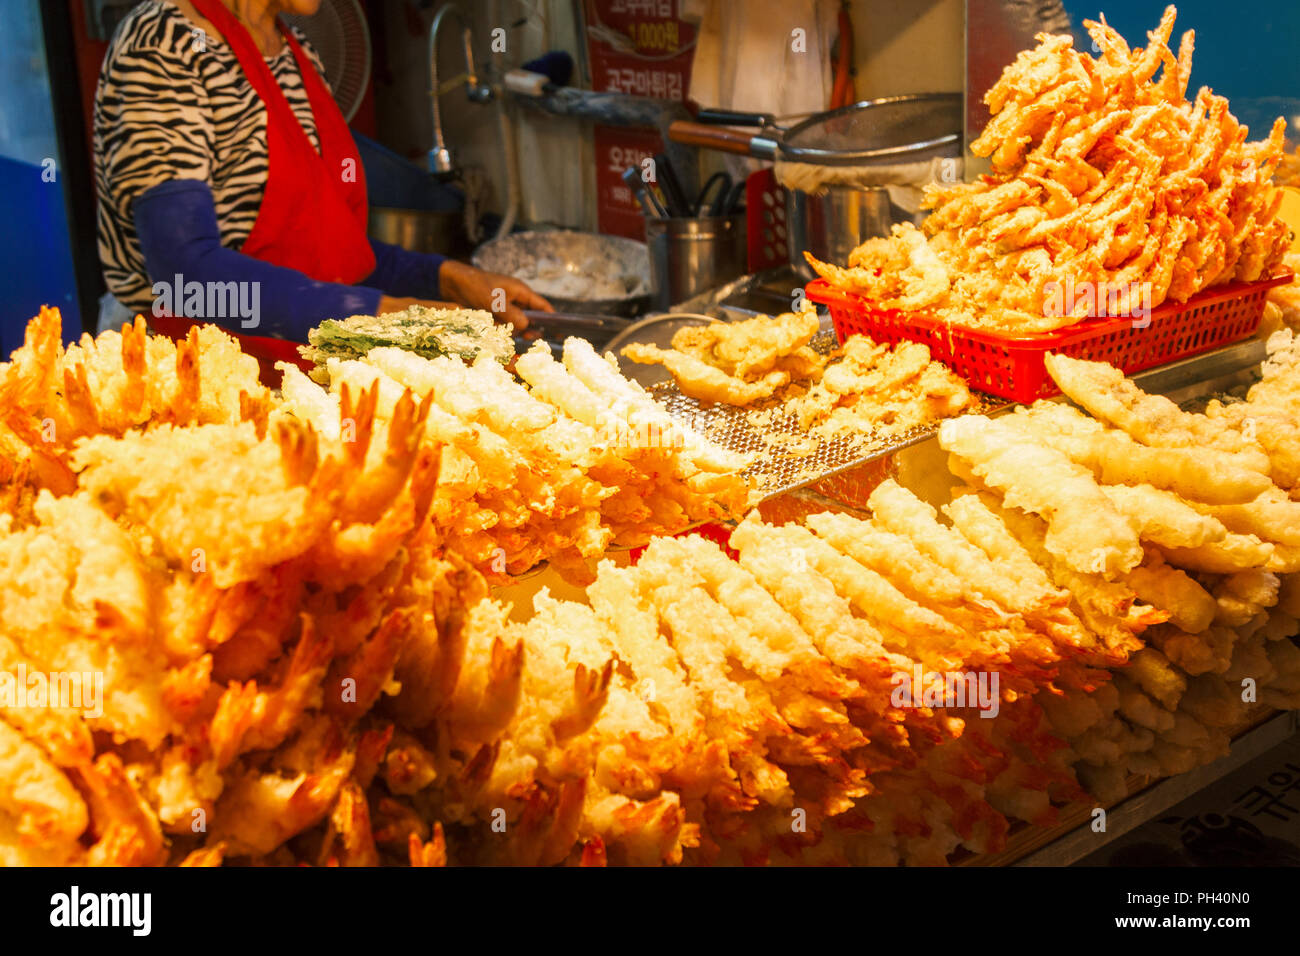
[521,310,629,334]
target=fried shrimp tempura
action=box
[280,334,753,584]
[8,299,1300,868]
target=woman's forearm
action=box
[365,238,446,300]
[134,179,381,339]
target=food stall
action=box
[2,0,1300,882]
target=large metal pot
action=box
[368,207,468,257]
[789,186,894,279]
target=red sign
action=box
[592,127,662,241]
[584,0,696,238]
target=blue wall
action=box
[0,155,81,354]
[1060,2,1300,139]
[0,0,82,353]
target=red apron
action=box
[150,0,376,384]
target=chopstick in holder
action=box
[653,152,692,218]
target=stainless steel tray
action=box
[649,337,1271,507]
[627,321,999,500]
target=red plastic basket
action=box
[745,169,788,273]
[805,272,1293,404]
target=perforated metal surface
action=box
[648,329,1001,498]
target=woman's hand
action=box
[438,260,553,331]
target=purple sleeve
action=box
[365,239,446,299]
[133,178,382,341]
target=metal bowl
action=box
[472,230,651,317]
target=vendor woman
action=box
[94,0,550,363]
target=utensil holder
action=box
[645,214,747,311]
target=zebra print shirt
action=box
[95,1,330,311]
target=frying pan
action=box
[472,230,651,317]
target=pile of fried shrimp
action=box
[0,310,744,866]
[808,6,1292,334]
[278,335,753,587]
[1,309,1299,866]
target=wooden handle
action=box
[667,121,759,156]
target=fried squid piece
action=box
[973,492,1162,660]
[1021,402,1271,506]
[1187,487,1300,547]
[622,343,790,405]
[1124,553,1218,634]
[1099,483,1229,550]
[938,414,1142,577]
[1160,534,1274,574]
[1044,353,1271,469]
